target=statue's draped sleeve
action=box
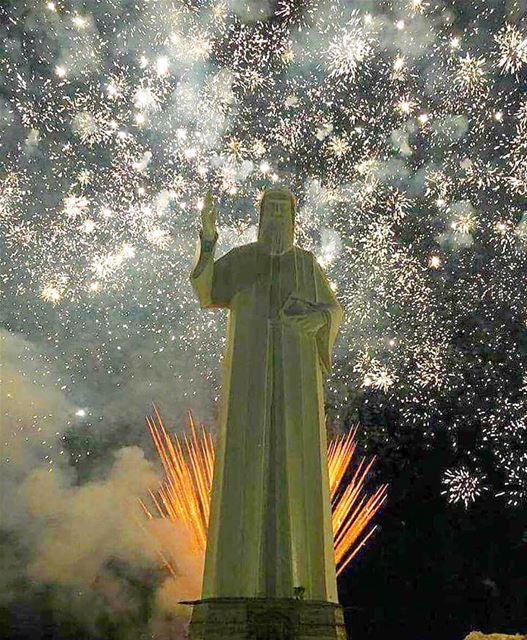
[312,254,343,376]
[190,231,237,309]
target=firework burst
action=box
[1,0,526,508]
[441,465,488,509]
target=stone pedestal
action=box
[185,597,347,640]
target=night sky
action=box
[1,1,526,639]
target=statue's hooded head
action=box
[257,188,296,254]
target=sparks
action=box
[143,409,387,576]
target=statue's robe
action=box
[190,235,343,603]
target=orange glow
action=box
[143,405,214,555]
[329,428,388,574]
[144,406,387,577]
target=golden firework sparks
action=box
[143,405,214,555]
[143,407,387,577]
[328,428,388,574]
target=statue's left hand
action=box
[278,308,326,333]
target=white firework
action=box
[495,23,527,75]
[327,15,374,79]
[441,466,486,508]
[455,54,487,94]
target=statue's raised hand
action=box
[201,190,217,240]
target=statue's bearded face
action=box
[258,190,295,254]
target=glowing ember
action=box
[144,407,387,577]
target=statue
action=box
[188,187,346,639]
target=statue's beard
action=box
[259,225,292,254]
[258,221,293,254]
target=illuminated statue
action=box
[188,188,346,639]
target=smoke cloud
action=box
[0,329,203,638]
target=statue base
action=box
[185,597,347,640]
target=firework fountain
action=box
[143,406,387,580]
